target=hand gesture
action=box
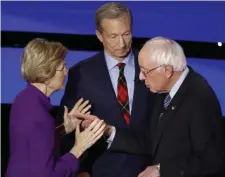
[64,98,91,134]
[70,119,106,158]
[71,112,113,137]
[69,112,98,129]
[69,98,91,116]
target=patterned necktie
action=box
[164,94,171,109]
[117,63,130,124]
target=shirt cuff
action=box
[106,126,116,149]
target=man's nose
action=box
[139,71,145,81]
[118,36,125,48]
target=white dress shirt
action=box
[104,50,135,113]
[169,67,189,100]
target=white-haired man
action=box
[75,37,225,177]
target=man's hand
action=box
[81,115,96,129]
[138,165,160,177]
[64,98,91,134]
[104,124,113,137]
[71,112,98,128]
[72,112,113,136]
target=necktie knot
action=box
[117,63,126,73]
[164,94,171,109]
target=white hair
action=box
[143,37,187,71]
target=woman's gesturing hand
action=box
[64,98,91,134]
[70,119,106,158]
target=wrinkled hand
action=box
[64,98,91,134]
[138,165,160,177]
[69,98,91,116]
[72,112,113,137]
[81,114,98,129]
[69,112,98,129]
[74,119,106,153]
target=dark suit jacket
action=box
[60,51,155,177]
[109,67,225,177]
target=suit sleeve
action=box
[27,118,79,177]
[159,98,225,177]
[109,93,157,155]
[109,127,152,156]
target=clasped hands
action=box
[63,98,108,134]
[70,106,160,177]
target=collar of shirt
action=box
[104,50,134,70]
[169,67,189,100]
[27,82,53,111]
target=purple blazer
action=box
[6,83,79,177]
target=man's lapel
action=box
[152,67,193,156]
[89,52,124,124]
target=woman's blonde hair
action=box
[21,38,68,83]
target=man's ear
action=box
[96,30,103,43]
[165,65,174,78]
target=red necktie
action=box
[117,63,130,124]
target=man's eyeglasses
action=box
[141,64,165,77]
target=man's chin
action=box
[147,86,157,93]
[116,50,130,57]
[150,88,157,93]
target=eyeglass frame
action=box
[141,64,165,77]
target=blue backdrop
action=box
[1,1,225,115]
[2,1,225,42]
[2,48,225,116]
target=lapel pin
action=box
[171,106,175,110]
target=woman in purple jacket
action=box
[6,38,106,177]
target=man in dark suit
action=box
[75,37,225,177]
[60,2,155,177]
